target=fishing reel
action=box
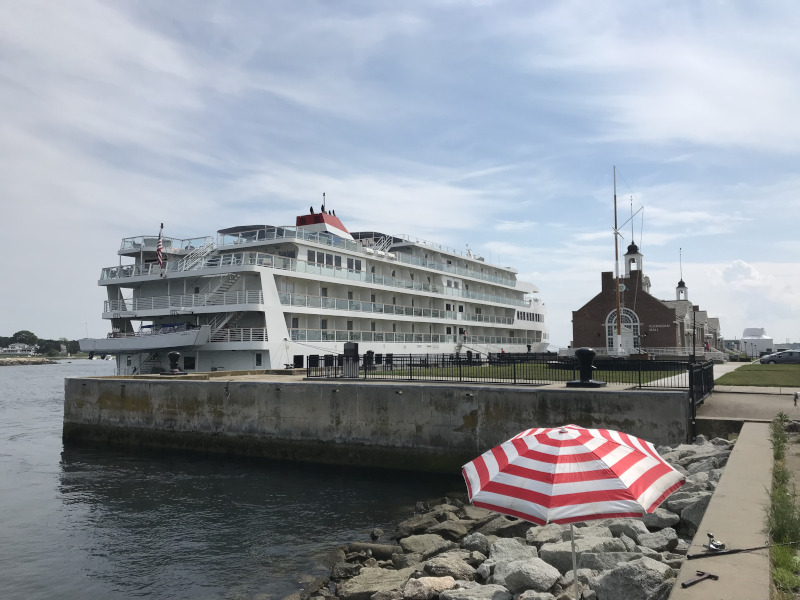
[704,532,726,551]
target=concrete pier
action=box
[64,376,691,472]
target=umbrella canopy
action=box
[462,424,685,525]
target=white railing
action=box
[209,328,268,343]
[278,293,517,325]
[289,329,543,345]
[215,225,517,287]
[120,235,213,252]
[105,323,195,339]
[100,253,532,309]
[106,290,263,313]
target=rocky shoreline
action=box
[288,435,734,600]
[0,357,56,366]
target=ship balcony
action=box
[100,252,532,308]
[278,293,516,325]
[288,329,542,346]
[119,235,213,256]
[103,291,264,318]
[79,324,212,354]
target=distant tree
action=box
[0,336,11,348]
[37,339,61,356]
[66,340,80,354]
[11,330,38,345]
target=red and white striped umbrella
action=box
[462,424,685,525]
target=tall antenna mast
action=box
[680,247,683,281]
[630,195,635,244]
[613,167,622,349]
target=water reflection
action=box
[59,446,461,599]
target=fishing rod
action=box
[687,533,800,560]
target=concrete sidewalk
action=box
[670,422,772,600]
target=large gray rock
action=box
[462,532,491,556]
[425,550,477,581]
[440,584,513,600]
[686,457,718,476]
[517,592,556,600]
[399,534,457,559]
[347,542,401,561]
[477,516,534,539]
[578,552,638,571]
[492,558,561,594]
[539,537,627,574]
[603,518,650,542]
[396,513,441,539]
[679,494,712,533]
[526,524,565,547]
[478,538,538,581]
[403,576,457,600]
[641,508,680,530]
[618,533,638,552]
[429,521,470,541]
[392,552,422,569]
[331,561,362,580]
[562,525,612,541]
[337,566,415,600]
[666,491,712,514]
[637,528,678,552]
[590,557,674,600]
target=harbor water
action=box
[0,361,462,599]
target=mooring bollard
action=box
[566,347,607,388]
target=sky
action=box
[2,0,799,349]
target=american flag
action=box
[157,223,164,269]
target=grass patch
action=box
[768,415,800,596]
[717,364,800,388]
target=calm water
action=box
[0,361,462,599]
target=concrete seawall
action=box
[63,378,691,473]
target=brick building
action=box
[571,242,721,354]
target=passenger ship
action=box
[80,206,548,375]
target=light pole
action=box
[691,309,696,363]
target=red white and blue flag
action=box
[157,223,164,269]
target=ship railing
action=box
[278,293,518,324]
[100,252,533,308]
[216,225,520,287]
[288,329,542,346]
[105,290,264,313]
[119,235,213,253]
[209,327,268,343]
[106,323,193,338]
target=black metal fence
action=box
[306,351,714,390]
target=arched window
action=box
[605,308,640,350]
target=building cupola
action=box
[676,279,689,301]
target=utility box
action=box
[343,342,359,378]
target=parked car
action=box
[760,350,800,364]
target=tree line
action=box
[1,330,82,357]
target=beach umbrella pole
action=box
[570,523,578,600]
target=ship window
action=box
[326,253,333,266]
[392,324,396,332]
[392,297,396,305]
[347,321,353,331]
[255,353,262,367]
[447,280,452,287]
[446,304,451,311]
[370,294,376,302]
[454,282,460,289]
[184,356,196,370]
[370,266,375,273]
[410,273,414,281]
[194,287,200,294]
[307,250,315,262]
[335,256,341,267]
[371,322,376,331]
[320,287,328,297]
[348,291,353,300]
[459,305,464,313]
[320,319,327,329]
[391,270,396,277]
[446,327,452,334]
[476,308,481,315]
[355,260,361,271]
[291,317,298,329]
